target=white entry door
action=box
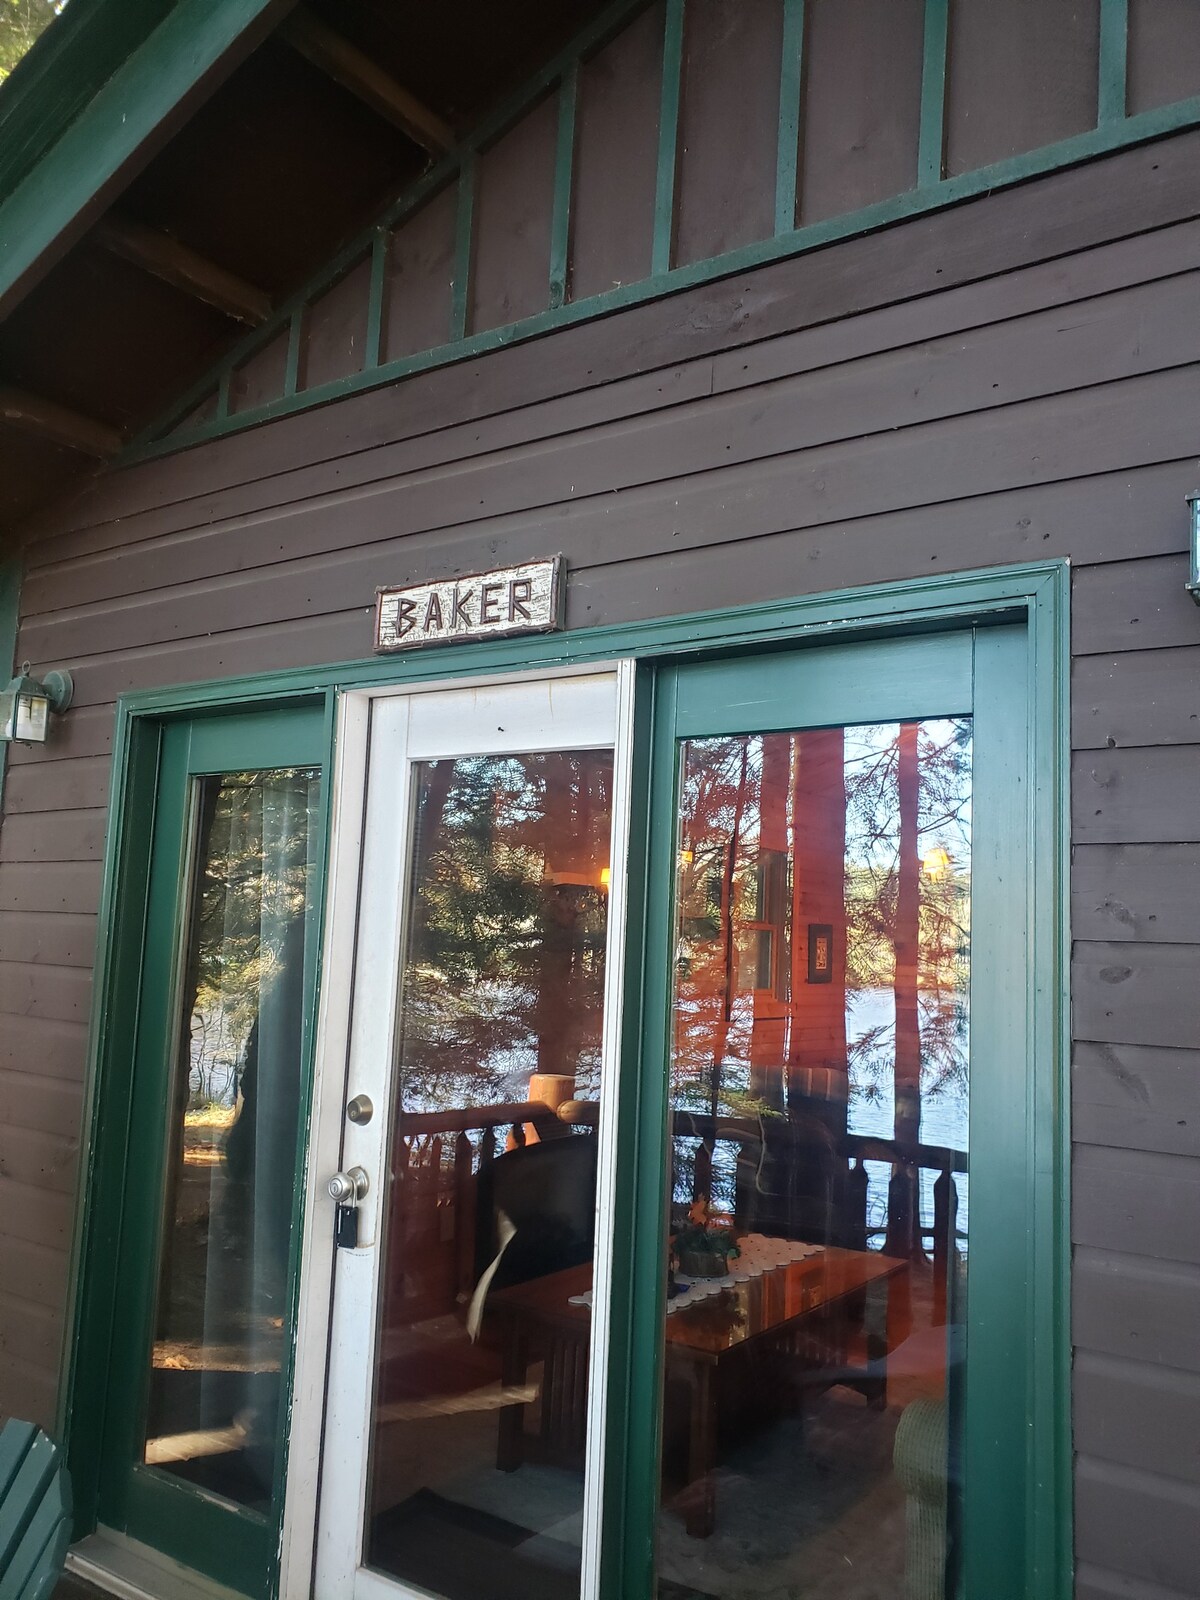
[313,668,633,1600]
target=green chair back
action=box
[0,1421,73,1600]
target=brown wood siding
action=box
[798,0,924,225]
[674,0,783,265]
[469,94,557,335]
[4,128,1200,1595]
[570,1,663,301]
[1128,0,1200,116]
[300,254,371,393]
[381,184,457,363]
[944,0,1101,176]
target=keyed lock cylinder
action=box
[328,1167,370,1204]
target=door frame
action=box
[294,662,639,1600]
[62,561,1070,1600]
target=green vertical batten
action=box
[918,0,950,187]
[1098,0,1130,125]
[651,0,685,277]
[549,64,580,311]
[773,0,805,235]
[450,154,477,342]
[283,309,303,398]
[365,231,387,369]
[215,369,231,422]
[0,557,21,807]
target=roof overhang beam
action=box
[281,7,455,156]
[93,214,273,326]
[0,387,124,458]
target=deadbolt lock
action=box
[345,1093,374,1125]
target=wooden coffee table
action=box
[488,1243,909,1537]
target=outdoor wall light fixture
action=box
[0,662,74,744]
[1188,493,1200,606]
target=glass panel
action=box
[143,767,322,1513]
[364,749,614,1600]
[657,721,971,1598]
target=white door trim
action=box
[282,660,638,1600]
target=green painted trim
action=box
[60,705,161,1521]
[598,659,659,1598]
[773,0,804,235]
[130,84,1200,463]
[605,661,676,1600]
[918,0,950,187]
[1099,0,1130,125]
[101,561,1059,721]
[215,369,231,423]
[365,230,387,370]
[1030,560,1074,1598]
[283,310,302,400]
[0,0,285,318]
[450,154,477,342]
[0,555,21,808]
[597,566,1071,1599]
[549,64,580,312]
[0,0,170,207]
[651,0,685,278]
[63,695,333,1598]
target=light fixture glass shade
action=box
[1189,493,1200,602]
[0,663,72,745]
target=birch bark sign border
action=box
[374,557,564,652]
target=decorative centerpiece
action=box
[673,1196,740,1279]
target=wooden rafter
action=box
[281,7,455,155]
[0,386,124,458]
[93,215,273,327]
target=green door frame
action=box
[609,623,1054,1598]
[62,561,1070,1600]
[63,698,333,1599]
[0,554,21,807]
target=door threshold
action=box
[67,1530,252,1600]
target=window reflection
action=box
[143,767,321,1514]
[365,749,613,1600]
[659,721,971,1598]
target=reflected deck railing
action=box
[388,1096,964,1326]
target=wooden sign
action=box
[375,557,563,652]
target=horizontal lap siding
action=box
[3,133,1200,1595]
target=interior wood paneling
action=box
[799,0,924,225]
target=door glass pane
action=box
[364,749,614,1600]
[143,767,322,1513]
[657,721,971,1598]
